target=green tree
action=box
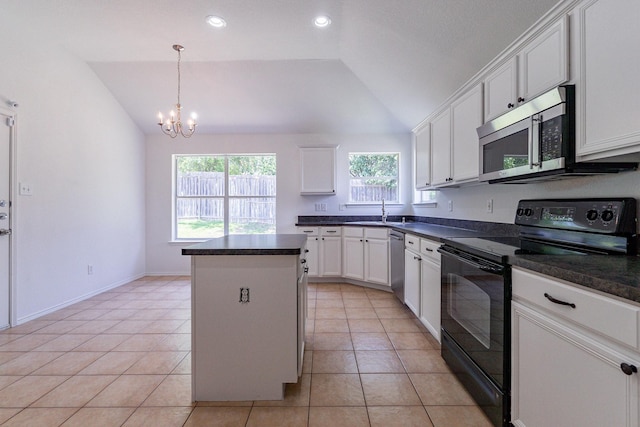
[177,156,224,173]
[229,155,276,175]
[349,154,398,178]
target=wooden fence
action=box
[177,173,276,224]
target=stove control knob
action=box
[586,209,599,221]
[524,208,534,217]
[601,210,615,222]
[516,208,525,217]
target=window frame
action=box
[347,152,400,204]
[172,154,277,241]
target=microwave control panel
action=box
[540,116,564,161]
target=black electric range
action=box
[438,198,637,427]
[443,198,638,263]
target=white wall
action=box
[145,133,412,274]
[413,170,640,229]
[0,21,146,323]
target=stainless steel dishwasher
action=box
[389,230,405,302]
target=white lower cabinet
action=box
[343,227,365,280]
[419,239,441,342]
[341,227,390,286]
[298,227,341,277]
[365,235,390,285]
[404,234,421,316]
[511,268,640,427]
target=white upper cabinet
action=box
[299,146,337,195]
[429,107,452,187]
[518,16,569,102]
[484,57,519,122]
[484,17,569,121]
[573,0,640,159]
[451,83,484,183]
[414,124,431,190]
[427,83,483,188]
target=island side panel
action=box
[191,254,299,401]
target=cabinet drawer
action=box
[321,227,342,236]
[512,268,640,349]
[365,227,388,240]
[420,239,441,262]
[405,234,419,249]
[343,227,363,237]
[298,227,318,236]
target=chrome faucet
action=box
[381,198,387,223]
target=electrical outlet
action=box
[486,198,493,213]
[19,182,33,196]
[87,265,94,275]
[320,203,327,211]
[339,204,346,211]
[448,200,453,212]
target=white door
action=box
[0,109,13,329]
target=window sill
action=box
[169,240,209,245]
[343,203,403,207]
[412,202,438,208]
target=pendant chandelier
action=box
[158,44,197,138]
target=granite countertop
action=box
[297,219,640,306]
[299,220,487,241]
[182,234,307,256]
[508,254,640,305]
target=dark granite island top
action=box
[182,234,307,256]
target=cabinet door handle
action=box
[621,363,638,375]
[326,230,337,233]
[425,248,434,252]
[544,293,576,309]
[508,102,515,108]
[414,256,422,261]
[518,97,526,103]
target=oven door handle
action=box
[438,247,505,275]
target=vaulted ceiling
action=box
[2,0,559,134]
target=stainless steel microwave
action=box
[477,85,636,184]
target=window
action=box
[174,154,276,240]
[348,153,399,203]
[414,189,437,204]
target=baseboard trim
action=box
[15,272,146,325]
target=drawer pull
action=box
[621,363,638,376]
[424,248,434,252]
[544,293,576,309]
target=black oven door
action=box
[439,246,510,426]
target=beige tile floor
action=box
[0,276,493,426]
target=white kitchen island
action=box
[182,234,307,402]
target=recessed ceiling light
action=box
[206,15,227,28]
[314,15,331,28]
